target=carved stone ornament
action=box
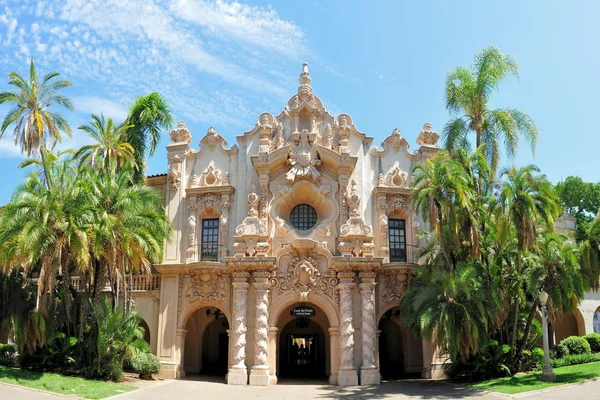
[383,166,408,188]
[170,121,192,144]
[270,256,339,304]
[234,181,269,257]
[379,269,412,311]
[416,123,440,147]
[286,130,321,184]
[177,269,230,326]
[339,180,372,237]
[168,155,182,191]
[199,163,222,186]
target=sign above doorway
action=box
[291,306,316,318]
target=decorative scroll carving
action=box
[337,115,351,154]
[234,181,269,257]
[416,123,440,147]
[286,130,321,184]
[177,269,230,326]
[199,163,222,187]
[269,256,339,304]
[272,122,285,150]
[187,197,198,262]
[168,155,182,191]
[170,121,192,143]
[383,166,408,188]
[339,180,373,256]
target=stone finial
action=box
[170,121,192,143]
[299,62,312,87]
[416,123,440,147]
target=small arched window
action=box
[290,204,318,231]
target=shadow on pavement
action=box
[315,380,484,399]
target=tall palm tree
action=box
[494,165,560,351]
[74,114,136,173]
[0,59,73,187]
[0,151,91,314]
[444,47,538,172]
[411,151,473,270]
[125,93,173,183]
[84,167,171,307]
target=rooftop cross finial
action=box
[299,62,312,87]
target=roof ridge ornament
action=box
[299,62,312,87]
[298,62,313,100]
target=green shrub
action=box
[552,343,569,359]
[584,333,600,353]
[131,352,160,379]
[560,336,591,355]
[530,347,544,370]
[551,352,600,368]
[0,343,18,367]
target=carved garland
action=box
[378,268,412,313]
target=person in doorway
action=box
[292,340,299,366]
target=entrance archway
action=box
[378,307,423,380]
[183,306,229,376]
[276,302,330,382]
[554,308,585,343]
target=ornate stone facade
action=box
[151,63,448,385]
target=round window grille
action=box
[289,204,318,231]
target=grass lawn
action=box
[470,361,600,394]
[0,366,137,399]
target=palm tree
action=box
[0,59,73,187]
[84,167,171,307]
[444,47,538,172]
[74,114,136,173]
[0,151,91,315]
[125,93,173,183]
[411,151,473,270]
[494,165,560,352]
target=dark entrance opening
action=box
[279,319,326,379]
[378,307,423,380]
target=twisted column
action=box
[227,271,249,385]
[250,271,271,386]
[337,271,358,386]
[359,271,380,385]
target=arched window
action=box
[290,204,318,231]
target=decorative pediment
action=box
[196,126,239,156]
[370,128,410,156]
[378,166,409,189]
[190,162,230,188]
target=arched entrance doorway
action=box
[378,307,423,380]
[276,303,330,382]
[554,308,585,343]
[183,306,229,376]
[139,319,151,347]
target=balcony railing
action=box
[200,243,219,262]
[68,275,160,292]
[388,244,420,264]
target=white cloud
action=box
[72,96,128,121]
[170,0,305,58]
[0,138,24,159]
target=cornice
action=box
[186,185,235,197]
[331,256,383,272]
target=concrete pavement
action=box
[2,377,600,400]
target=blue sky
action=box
[0,0,598,205]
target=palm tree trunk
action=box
[40,145,52,189]
[510,249,523,355]
[436,206,453,271]
[514,298,540,369]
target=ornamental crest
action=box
[286,130,321,184]
[270,255,338,303]
[177,269,230,325]
[379,269,412,309]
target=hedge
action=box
[551,352,600,368]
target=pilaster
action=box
[249,271,271,386]
[227,271,250,385]
[267,327,279,385]
[337,271,358,386]
[156,274,180,378]
[359,271,380,385]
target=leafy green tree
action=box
[125,93,173,183]
[555,176,600,241]
[74,114,135,173]
[444,47,537,172]
[0,59,73,187]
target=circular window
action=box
[289,204,318,231]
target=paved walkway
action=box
[2,377,600,400]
